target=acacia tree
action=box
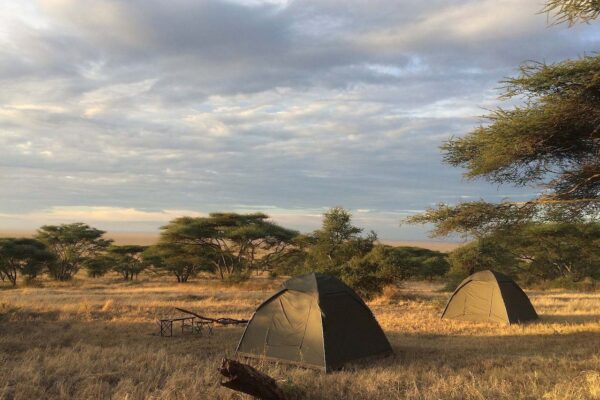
[160,213,299,279]
[109,245,147,280]
[405,3,600,287]
[0,238,54,286]
[143,243,213,282]
[36,223,112,281]
[407,13,600,237]
[83,256,113,278]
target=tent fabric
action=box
[235,273,393,372]
[441,270,538,324]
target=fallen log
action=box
[218,358,287,400]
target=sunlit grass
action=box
[1,276,599,399]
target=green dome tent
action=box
[441,270,538,324]
[235,273,393,372]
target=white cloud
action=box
[80,79,157,117]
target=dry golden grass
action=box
[1,276,599,399]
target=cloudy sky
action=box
[1,0,599,239]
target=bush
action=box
[366,245,449,281]
[446,223,600,287]
[83,256,113,278]
[339,256,394,300]
[271,248,309,276]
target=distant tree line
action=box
[0,209,449,298]
[2,209,598,295]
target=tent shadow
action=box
[370,329,600,373]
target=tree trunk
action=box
[7,268,17,286]
[218,358,287,400]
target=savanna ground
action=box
[1,276,599,400]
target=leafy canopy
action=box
[447,223,600,285]
[408,55,600,237]
[443,56,600,202]
[160,212,298,279]
[304,208,387,298]
[0,238,54,286]
[366,245,449,281]
[108,245,147,281]
[407,3,600,237]
[306,207,376,274]
[36,223,112,281]
[143,243,213,282]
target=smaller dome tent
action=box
[235,273,393,372]
[442,270,538,324]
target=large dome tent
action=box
[235,273,393,372]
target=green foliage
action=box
[306,207,376,274]
[0,238,54,286]
[222,271,251,285]
[143,243,213,282]
[36,223,112,281]
[544,0,600,26]
[160,213,299,279]
[271,248,309,276]
[108,245,147,281]
[407,55,600,237]
[365,245,449,281]
[446,240,517,289]
[406,200,589,239]
[533,276,599,291]
[83,256,113,278]
[304,208,387,298]
[339,256,394,300]
[443,56,600,203]
[446,223,600,287]
[406,201,534,238]
[299,208,451,298]
[499,223,600,281]
[421,256,451,280]
[406,4,600,239]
